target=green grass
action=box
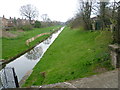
[1,26,61,60]
[23,27,114,87]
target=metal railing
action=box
[0,67,19,89]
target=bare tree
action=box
[20,4,39,24]
[79,0,93,30]
[41,14,49,22]
[117,2,120,44]
[113,1,120,44]
[99,0,110,30]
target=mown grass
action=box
[23,27,114,87]
[1,26,61,60]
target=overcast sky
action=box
[0,0,79,22]
[0,0,118,22]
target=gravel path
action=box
[32,69,119,88]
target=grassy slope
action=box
[1,26,61,60]
[23,27,114,87]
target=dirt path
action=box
[0,30,17,38]
[32,69,119,88]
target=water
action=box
[4,27,64,82]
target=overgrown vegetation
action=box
[34,21,41,28]
[1,26,61,60]
[21,25,33,31]
[67,1,119,33]
[23,27,114,87]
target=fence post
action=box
[109,44,120,68]
[12,68,19,88]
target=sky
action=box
[0,0,119,22]
[0,0,79,22]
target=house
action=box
[16,18,30,27]
[91,16,102,30]
[7,17,15,27]
[0,17,2,30]
[2,15,8,29]
[1,15,35,30]
[31,20,35,24]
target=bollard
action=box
[109,44,120,68]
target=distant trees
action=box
[67,0,93,29]
[20,4,39,24]
[117,3,120,44]
[99,0,110,30]
[41,14,60,27]
[103,1,120,44]
[66,0,120,45]
[68,0,119,31]
[66,13,83,29]
[41,14,49,22]
[68,0,102,30]
[113,1,120,44]
[79,0,93,30]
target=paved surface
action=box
[32,69,119,88]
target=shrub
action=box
[34,21,41,28]
[21,25,33,31]
[5,26,17,31]
[11,26,17,31]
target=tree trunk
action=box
[117,4,120,44]
[29,17,32,25]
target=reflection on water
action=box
[25,47,43,60]
[43,35,52,44]
[4,27,65,82]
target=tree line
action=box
[67,0,120,44]
[19,4,62,29]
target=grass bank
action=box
[1,26,61,60]
[23,27,114,87]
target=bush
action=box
[5,26,17,31]
[34,21,41,28]
[11,26,17,31]
[21,25,33,31]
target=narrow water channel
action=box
[4,27,65,82]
